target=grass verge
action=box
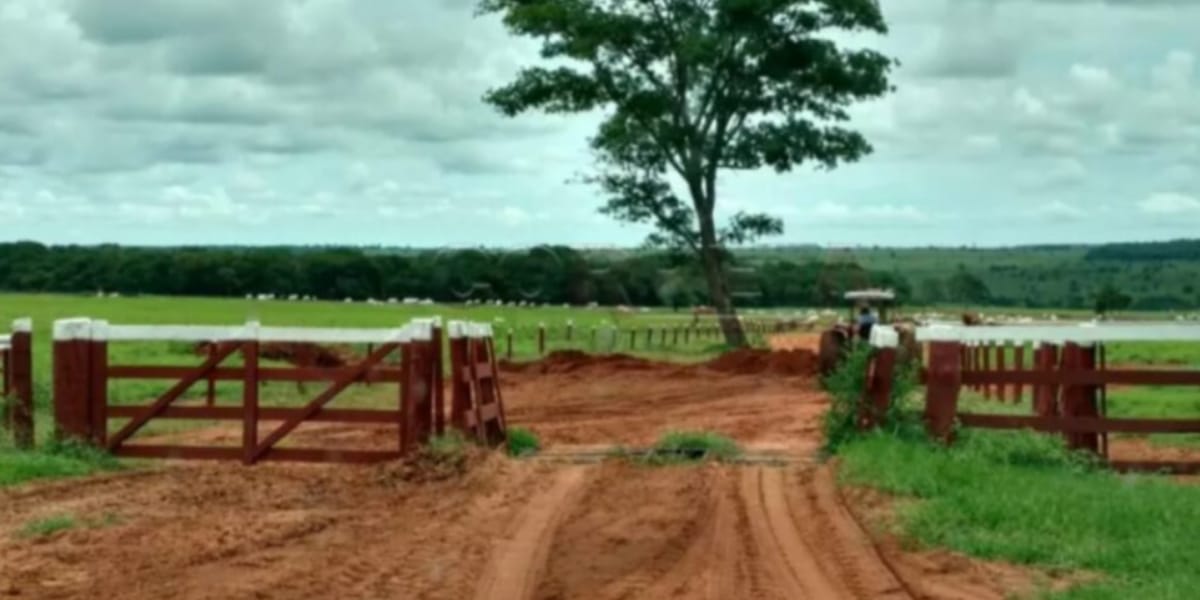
[0,439,121,488]
[838,429,1200,598]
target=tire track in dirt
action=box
[474,466,589,600]
[740,466,849,599]
[797,466,912,599]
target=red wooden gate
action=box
[52,318,449,464]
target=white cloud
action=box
[805,201,931,224]
[0,0,1199,246]
[1032,200,1087,221]
[1151,50,1195,91]
[1138,192,1200,215]
[1069,64,1117,91]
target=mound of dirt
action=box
[703,348,820,377]
[502,348,819,378]
[500,350,662,375]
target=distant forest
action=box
[2,239,1199,311]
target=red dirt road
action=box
[0,348,1035,599]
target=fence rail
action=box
[48,317,506,464]
[869,323,1200,474]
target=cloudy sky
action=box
[0,0,1197,248]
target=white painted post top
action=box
[915,322,1200,344]
[447,321,494,339]
[53,318,93,340]
[0,335,10,349]
[11,318,31,333]
[869,325,899,348]
[53,318,439,344]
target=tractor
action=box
[818,289,919,376]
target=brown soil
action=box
[500,351,825,453]
[1,343,1048,599]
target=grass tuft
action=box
[648,430,741,463]
[506,427,541,457]
[17,514,78,539]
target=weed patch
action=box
[16,514,78,539]
[506,427,540,457]
[643,430,741,463]
[821,344,920,454]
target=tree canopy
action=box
[481,0,895,344]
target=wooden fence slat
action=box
[924,341,962,442]
[107,342,242,450]
[251,343,398,462]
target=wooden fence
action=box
[1,318,33,448]
[867,322,1200,474]
[50,317,505,464]
[504,318,808,359]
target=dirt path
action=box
[474,466,589,600]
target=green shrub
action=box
[506,427,540,457]
[651,430,741,462]
[821,344,920,455]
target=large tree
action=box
[480,0,895,345]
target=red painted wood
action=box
[108,342,241,451]
[9,330,33,449]
[114,445,402,463]
[861,347,897,430]
[242,339,259,465]
[205,342,217,407]
[251,342,398,462]
[1013,344,1026,402]
[432,325,446,436]
[448,334,470,435]
[107,365,405,383]
[53,338,93,443]
[924,341,962,443]
[958,413,1200,434]
[960,368,1200,387]
[107,405,401,422]
[89,340,108,446]
[995,342,1007,402]
[982,342,993,400]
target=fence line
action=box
[870,324,1200,474]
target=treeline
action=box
[1085,239,1200,262]
[0,242,911,308]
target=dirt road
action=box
[0,348,1031,599]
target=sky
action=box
[0,0,1197,248]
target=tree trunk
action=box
[698,220,747,348]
